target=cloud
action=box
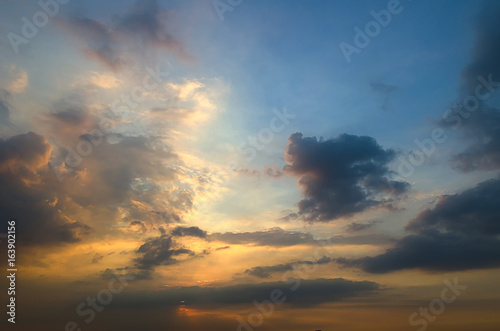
[232,167,260,177]
[0,132,92,246]
[337,178,500,273]
[128,220,148,233]
[442,2,500,172]
[210,227,394,247]
[448,103,500,172]
[0,64,28,94]
[43,99,191,227]
[370,82,398,111]
[346,220,381,232]
[92,253,105,264]
[57,0,192,71]
[209,227,316,247]
[55,135,181,206]
[406,178,500,235]
[283,133,409,222]
[8,67,28,93]
[39,95,101,142]
[171,226,207,238]
[89,71,121,89]
[0,91,196,250]
[264,165,284,178]
[113,278,380,308]
[461,1,500,95]
[337,230,500,273]
[134,235,193,271]
[245,256,333,278]
[0,89,12,126]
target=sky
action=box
[0,0,500,330]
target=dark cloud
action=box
[245,256,333,278]
[346,220,381,232]
[461,1,500,95]
[0,132,92,246]
[450,105,500,172]
[283,133,409,222]
[113,277,380,308]
[209,227,316,247]
[50,105,90,126]
[210,227,394,247]
[442,2,500,172]
[57,0,192,71]
[406,178,500,235]
[336,230,500,273]
[171,226,207,238]
[215,245,230,251]
[324,233,395,246]
[0,99,192,249]
[116,231,205,279]
[61,17,122,71]
[134,235,193,271]
[91,253,104,264]
[0,89,11,125]
[338,178,500,273]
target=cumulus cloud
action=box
[0,132,92,246]
[337,178,500,273]
[41,98,192,228]
[283,133,409,222]
[0,92,195,250]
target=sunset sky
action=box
[1,0,500,330]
